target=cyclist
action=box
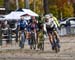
[29,16,38,49]
[49,14,60,50]
[50,14,60,31]
[17,16,28,48]
[44,14,60,52]
[37,20,44,50]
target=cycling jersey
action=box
[53,16,60,27]
[44,17,57,33]
[18,19,28,30]
[30,22,37,30]
[45,18,56,28]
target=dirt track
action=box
[0,36,75,60]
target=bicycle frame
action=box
[19,30,26,48]
[30,29,37,50]
[37,31,44,51]
[51,31,60,53]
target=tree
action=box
[49,5,58,18]
[19,0,24,8]
[4,0,10,13]
[9,0,16,10]
[63,3,74,18]
[71,0,75,16]
[25,0,30,8]
[30,0,44,15]
[9,0,25,10]
[0,0,4,7]
[43,0,49,15]
[56,0,67,19]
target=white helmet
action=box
[49,13,53,17]
[45,14,50,19]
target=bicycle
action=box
[30,30,36,50]
[37,30,44,51]
[52,31,60,53]
[19,30,26,48]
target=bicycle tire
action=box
[53,39,60,53]
[30,32,36,50]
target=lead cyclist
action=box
[50,14,60,51]
[44,14,60,52]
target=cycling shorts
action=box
[46,25,56,34]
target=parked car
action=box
[60,17,75,27]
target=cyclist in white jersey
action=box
[44,14,60,51]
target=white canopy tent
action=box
[0,15,6,21]
[4,9,39,20]
[22,9,38,16]
[4,11,26,20]
[0,18,5,21]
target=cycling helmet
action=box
[45,14,50,19]
[49,13,53,18]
